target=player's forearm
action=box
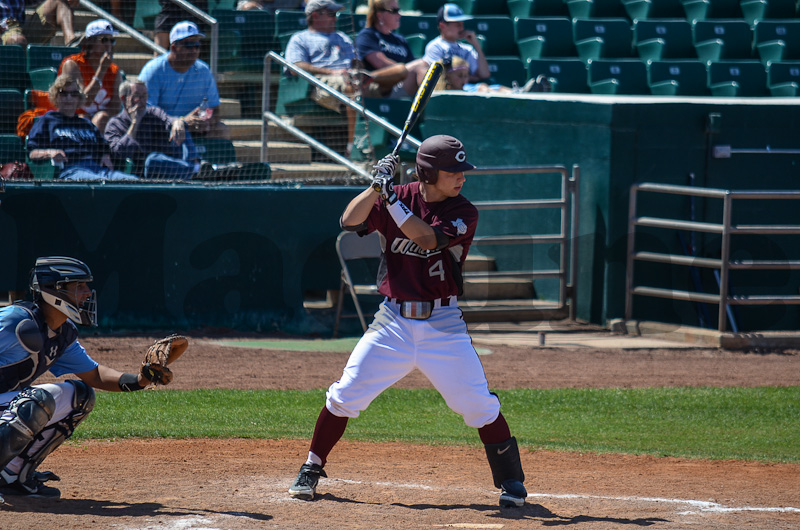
[399,216,438,250]
[342,186,378,227]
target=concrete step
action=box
[464,255,497,273]
[234,140,312,164]
[462,277,535,301]
[225,118,262,140]
[268,162,352,180]
[114,52,154,78]
[460,299,569,323]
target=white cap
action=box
[304,0,345,16]
[169,21,205,44]
[437,3,472,23]
[85,19,118,39]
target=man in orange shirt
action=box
[59,19,122,134]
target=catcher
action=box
[0,256,188,501]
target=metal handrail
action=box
[262,51,422,165]
[625,182,800,332]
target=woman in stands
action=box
[27,74,136,181]
[58,19,122,134]
[355,0,427,97]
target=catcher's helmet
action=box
[30,256,97,327]
[415,135,476,184]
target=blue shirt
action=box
[285,29,356,71]
[0,305,98,379]
[423,36,480,77]
[27,111,109,167]
[137,54,221,118]
[356,27,414,68]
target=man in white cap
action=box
[138,20,230,140]
[58,19,121,134]
[421,3,489,84]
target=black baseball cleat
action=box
[288,463,327,500]
[499,479,527,508]
[0,474,61,499]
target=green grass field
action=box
[76,386,800,464]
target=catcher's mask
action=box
[415,134,476,185]
[30,256,97,327]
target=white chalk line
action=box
[527,492,800,514]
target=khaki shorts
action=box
[311,74,351,113]
[1,6,58,45]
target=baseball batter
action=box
[288,135,527,508]
[0,256,175,501]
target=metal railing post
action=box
[717,192,733,332]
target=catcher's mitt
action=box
[141,334,189,386]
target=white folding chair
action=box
[333,230,383,337]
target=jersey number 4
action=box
[428,259,445,281]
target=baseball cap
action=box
[85,19,118,39]
[305,0,345,16]
[437,3,472,24]
[416,135,476,173]
[170,21,205,44]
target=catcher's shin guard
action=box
[0,387,56,472]
[15,380,95,484]
[484,436,527,507]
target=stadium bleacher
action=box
[2,0,799,173]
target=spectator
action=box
[435,56,550,94]
[27,74,136,181]
[0,0,78,46]
[355,0,428,98]
[285,0,357,155]
[153,0,207,52]
[236,0,303,11]
[421,3,489,86]
[105,80,200,180]
[58,19,122,134]
[138,21,230,140]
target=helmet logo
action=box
[455,150,466,162]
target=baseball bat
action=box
[390,61,444,158]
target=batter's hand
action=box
[371,173,397,205]
[372,154,398,178]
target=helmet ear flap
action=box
[415,166,439,185]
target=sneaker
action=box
[288,463,326,500]
[499,479,526,508]
[0,474,61,499]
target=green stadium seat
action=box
[693,20,754,63]
[767,61,800,96]
[415,0,469,14]
[336,12,367,35]
[528,57,589,92]
[28,67,57,91]
[26,45,80,73]
[353,97,418,161]
[0,90,24,135]
[274,9,308,40]
[741,0,798,26]
[707,60,768,97]
[767,60,800,96]
[399,14,440,42]
[507,0,533,18]
[634,19,695,61]
[566,0,626,19]
[465,16,518,56]
[621,0,685,22]
[754,20,800,65]
[213,10,278,72]
[133,0,161,30]
[405,33,428,57]
[588,58,649,94]
[470,0,511,15]
[0,134,25,164]
[529,0,571,16]
[486,56,528,86]
[681,0,744,23]
[0,45,27,93]
[647,59,709,95]
[516,17,576,60]
[573,18,635,62]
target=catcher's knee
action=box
[0,387,56,467]
[66,379,95,418]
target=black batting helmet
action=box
[415,135,476,184]
[30,256,97,327]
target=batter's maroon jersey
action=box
[366,181,479,301]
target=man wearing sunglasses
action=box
[58,19,122,134]
[138,21,230,141]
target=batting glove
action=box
[372,173,397,205]
[373,154,398,178]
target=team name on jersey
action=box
[390,237,441,259]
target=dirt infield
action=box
[2,331,799,529]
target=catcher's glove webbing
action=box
[141,334,188,386]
